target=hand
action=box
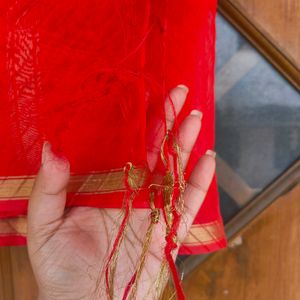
[27,85,216,300]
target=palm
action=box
[27,85,215,300]
[31,207,169,299]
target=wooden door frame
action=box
[218,0,300,91]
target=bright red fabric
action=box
[0,0,226,254]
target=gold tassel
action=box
[106,128,186,299]
[128,191,160,299]
[107,193,134,299]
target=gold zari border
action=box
[0,168,150,200]
[0,217,27,236]
[0,217,224,247]
[0,168,224,247]
[183,221,224,245]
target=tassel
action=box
[107,129,186,300]
[160,130,186,300]
[122,191,160,300]
[105,162,136,299]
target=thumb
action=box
[28,142,70,234]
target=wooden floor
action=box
[0,246,37,300]
[183,183,300,300]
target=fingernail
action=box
[41,141,69,171]
[177,84,189,93]
[41,141,51,165]
[206,149,216,158]
[54,154,70,171]
[190,110,202,118]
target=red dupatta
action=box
[0,0,226,255]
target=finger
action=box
[165,84,188,130]
[28,142,70,232]
[147,84,188,171]
[178,109,202,170]
[177,150,216,243]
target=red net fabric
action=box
[0,0,226,254]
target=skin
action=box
[27,85,216,300]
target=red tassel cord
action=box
[164,216,185,300]
[105,163,136,299]
[160,131,186,300]
[122,190,160,300]
[122,273,137,300]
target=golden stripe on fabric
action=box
[0,216,223,247]
[0,167,150,200]
[182,221,224,245]
[0,217,27,235]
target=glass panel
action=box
[215,14,300,222]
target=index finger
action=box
[146,85,188,171]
